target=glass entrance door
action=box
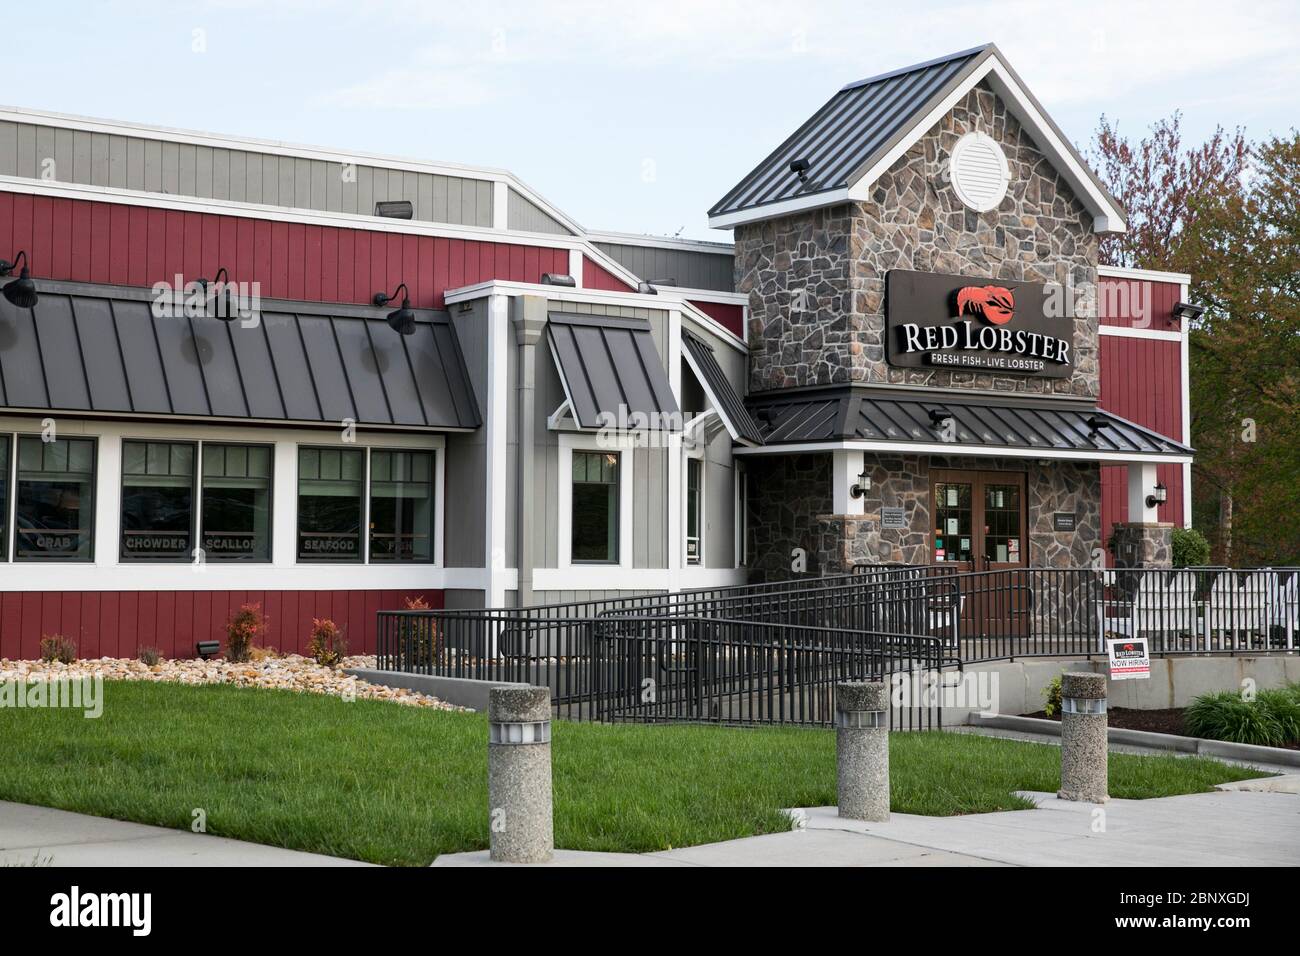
[930,469,1027,569]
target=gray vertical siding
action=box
[0,119,495,228]
[444,299,491,568]
[592,241,735,292]
[507,188,573,235]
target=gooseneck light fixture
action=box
[1145,482,1167,509]
[374,283,415,335]
[0,251,39,308]
[197,267,238,321]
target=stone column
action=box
[836,681,890,821]
[1057,672,1108,803]
[488,686,553,863]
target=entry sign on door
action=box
[1107,637,1151,680]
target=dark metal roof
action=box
[746,387,1192,457]
[682,330,763,446]
[0,280,481,430]
[710,46,986,218]
[546,312,679,429]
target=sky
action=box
[3,1,1296,241]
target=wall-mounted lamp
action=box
[636,277,678,295]
[1145,482,1167,509]
[197,267,238,322]
[541,273,576,287]
[789,158,811,183]
[850,468,871,499]
[374,282,415,335]
[928,407,953,428]
[375,200,414,220]
[0,251,38,308]
[1171,301,1204,325]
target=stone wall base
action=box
[1110,522,1174,569]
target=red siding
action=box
[1098,332,1186,548]
[1098,276,1182,330]
[0,589,444,660]
[583,256,635,292]
[0,191,569,309]
[687,299,744,339]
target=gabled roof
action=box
[0,280,481,430]
[708,44,1126,234]
[743,387,1190,463]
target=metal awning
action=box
[0,280,481,430]
[681,330,763,446]
[741,386,1192,462]
[546,312,679,430]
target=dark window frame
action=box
[295,445,367,564]
[367,447,438,565]
[200,442,275,564]
[685,455,703,566]
[118,439,198,564]
[13,433,98,564]
[570,449,621,566]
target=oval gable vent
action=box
[949,131,1010,212]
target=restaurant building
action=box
[0,44,1192,658]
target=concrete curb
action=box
[969,713,1300,768]
[345,668,531,711]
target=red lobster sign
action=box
[956,285,1015,325]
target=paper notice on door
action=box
[960,537,970,551]
[996,544,1008,562]
[947,488,958,507]
[1008,539,1020,559]
[946,518,958,535]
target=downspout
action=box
[513,295,548,608]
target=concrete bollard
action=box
[836,681,890,821]
[1057,672,1109,803]
[487,686,554,863]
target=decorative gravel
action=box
[0,654,463,710]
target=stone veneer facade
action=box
[735,81,1100,399]
[746,453,1101,579]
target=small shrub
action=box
[400,596,440,666]
[1041,674,1063,718]
[1256,689,1300,745]
[225,603,267,664]
[309,618,347,667]
[248,645,281,662]
[1171,528,1211,568]
[136,646,163,666]
[1184,691,1284,747]
[38,635,78,664]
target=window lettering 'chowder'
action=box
[885,270,1075,379]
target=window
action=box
[15,436,96,561]
[297,447,364,562]
[571,451,619,564]
[686,457,703,565]
[202,444,273,562]
[120,440,195,562]
[369,450,435,562]
[0,436,9,562]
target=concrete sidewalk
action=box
[0,802,370,866]
[434,786,1300,867]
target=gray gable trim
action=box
[546,312,680,430]
[0,280,481,431]
[746,386,1191,457]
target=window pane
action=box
[297,446,363,561]
[571,451,619,563]
[686,457,702,565]
[15,436,95,561]
[120,440,195,562]
[0,436,9,561]
[202,443,272,562]
[369,450,436,563]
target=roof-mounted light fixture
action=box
[636,277,678,295]
[541,273,576,287]
[1171,301,1204,325]
[374,282,415,335]
[928,407,953,428]
[375,200,414,220]
[196,267,238,322]
[789,158,811,183]
[1086,415,1111,434]
[0,251,38,309]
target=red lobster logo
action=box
[956,285,1015,325]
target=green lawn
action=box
[0,681,1268,866]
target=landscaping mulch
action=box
[1024,707,1188,737]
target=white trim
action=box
[674,288,749,306]
[831,449,868,516]
[568,248,584,287]
[532,566,746,592]
[0,415,447,590]
[1098,325,1185,342]
[556,433,635,572]
[708,188,855,230]
[585,230,736,256]
[483,294,510,608]
[732,439,1192,465]
[546,399,576,432]
[492,181,509,230]
[1180,280,1193,529]
[1098,265,1193,285]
